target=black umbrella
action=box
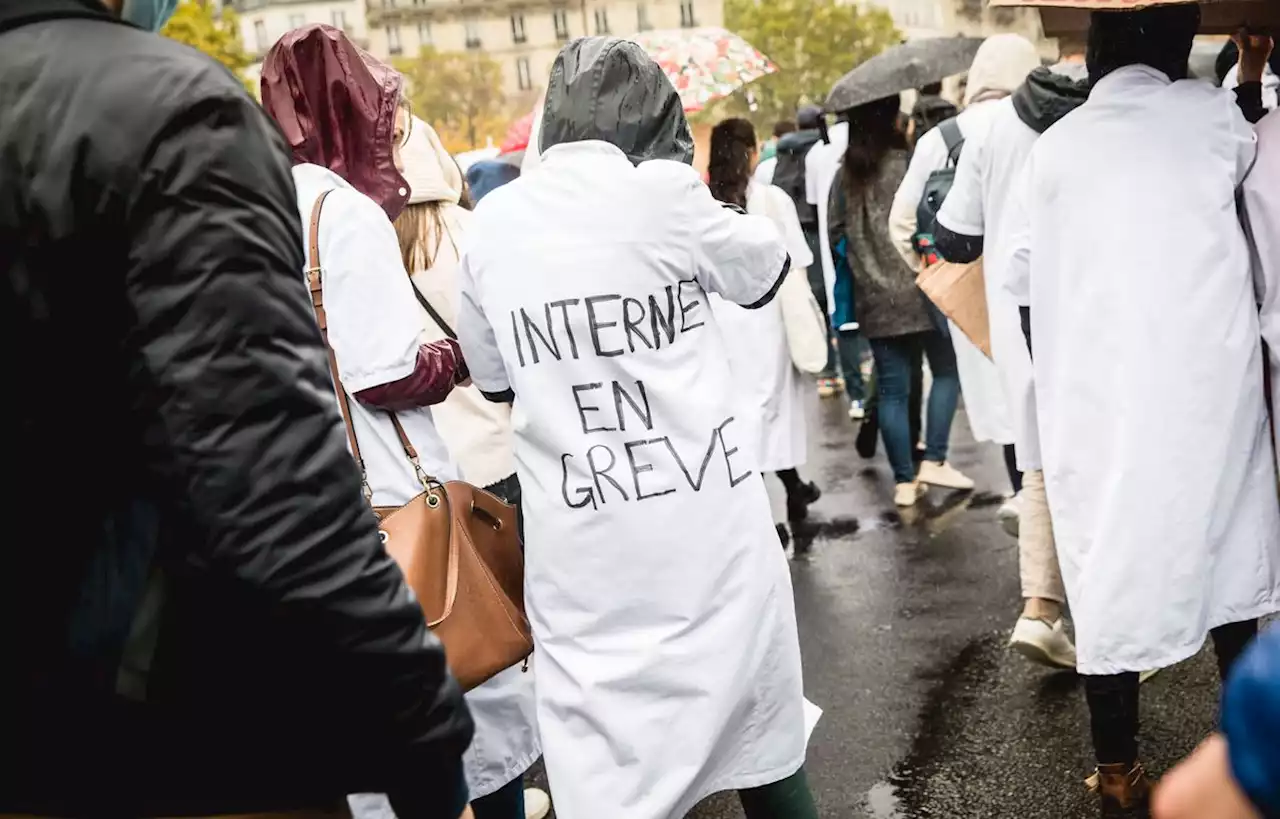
[825,37,984,113]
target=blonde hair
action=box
[394,201,453,274]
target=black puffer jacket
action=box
[0,2,471,816]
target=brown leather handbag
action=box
[306,190,532,691]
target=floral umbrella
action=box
[629,27,777,113]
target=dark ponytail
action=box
[708,118,757,210]
[841,95,907,199]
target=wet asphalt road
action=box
[532,397,1238,819]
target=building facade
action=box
[365,0,724,107]
[231,0,370,87]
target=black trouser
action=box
[1083,619,1258,765]
[1003,444,1022,494]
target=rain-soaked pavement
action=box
[532,397,1236,818]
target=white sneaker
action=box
[916,460,975,490]
[998,493,1021,538]
[894,480,926,507]
[1010,617,1077,669]
[848,400,866,420]
[524,787,551,819]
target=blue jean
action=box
[836,328,869,403]
[869,331,959,483]
[471,777,524,819]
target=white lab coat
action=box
[712,182,817,472]
[891,101,1015,445]
[936,98,1042,468]
[1003,66,1280,675]
[292,165,457,498]
[457,141,808,819]
[805,121,849,315]
[293,164,540,807]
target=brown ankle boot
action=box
[1085,762,1151,810]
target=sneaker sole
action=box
[1010,637,1076,670]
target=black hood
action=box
[775,129,822,157]
[1012,66,1089,134]
[539,36,694,165]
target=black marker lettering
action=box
[549,298,582,359]
[571,382,615,435]
[649,287,677,347]
[520,307,560,365]
[587,444,629,503]
[625,438,676,501]
[665,428,720,491]
[677,279,705,332]
[612,379,653,432]
[585,294,624,357]
[622,297,654,353]
[560,453,595,509]
[717,416,753,488]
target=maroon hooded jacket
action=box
[261,25,466,409]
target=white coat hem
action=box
[1075,598,1280,676]
[667,756,806,819]
[466,743,543,800]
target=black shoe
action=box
[786,482,821,522]
[855,407,879,459]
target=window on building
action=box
[517,56,533,91]
[331,9,347,28]
[288,13,304,29]
[387,24,402,54]
[552,8,570,41]
[593,7,609,34]
[680,0,696,27]
[464,17,481,49]
[418,20,432,46]
[636,2,651,30]
[511,12,526,44]
[253,19,267,51]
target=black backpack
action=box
[912,117,964,267]
[771,146,816,227]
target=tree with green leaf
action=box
[395,48,508,154]
[162,0,253,84]
[717,0,900,129]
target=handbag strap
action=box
[411,286,457,340]
[307,190,433,493]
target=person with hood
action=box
[1000,7,1280,810]
[261,27,477,815]
[261,27,466,507]
[391,116,549,819]
[455,37,817,819]
[931,38,1089,672]
[1,4,473,818]
[753,120,797,184]
[707,118,826,529]
[889,33,1044,497]
[771,105,848,401]
[827,94,962,508]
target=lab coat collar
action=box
[1092,64,1173,98]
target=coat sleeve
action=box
[935,126,986,264]
[456,251,515,403]
[889,128,943,272]
[1243,109,1280,459]
[678,172,790,309]
[1222,627,1280,817]
[124,87,472,818]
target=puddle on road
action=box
[865,780,905,818]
